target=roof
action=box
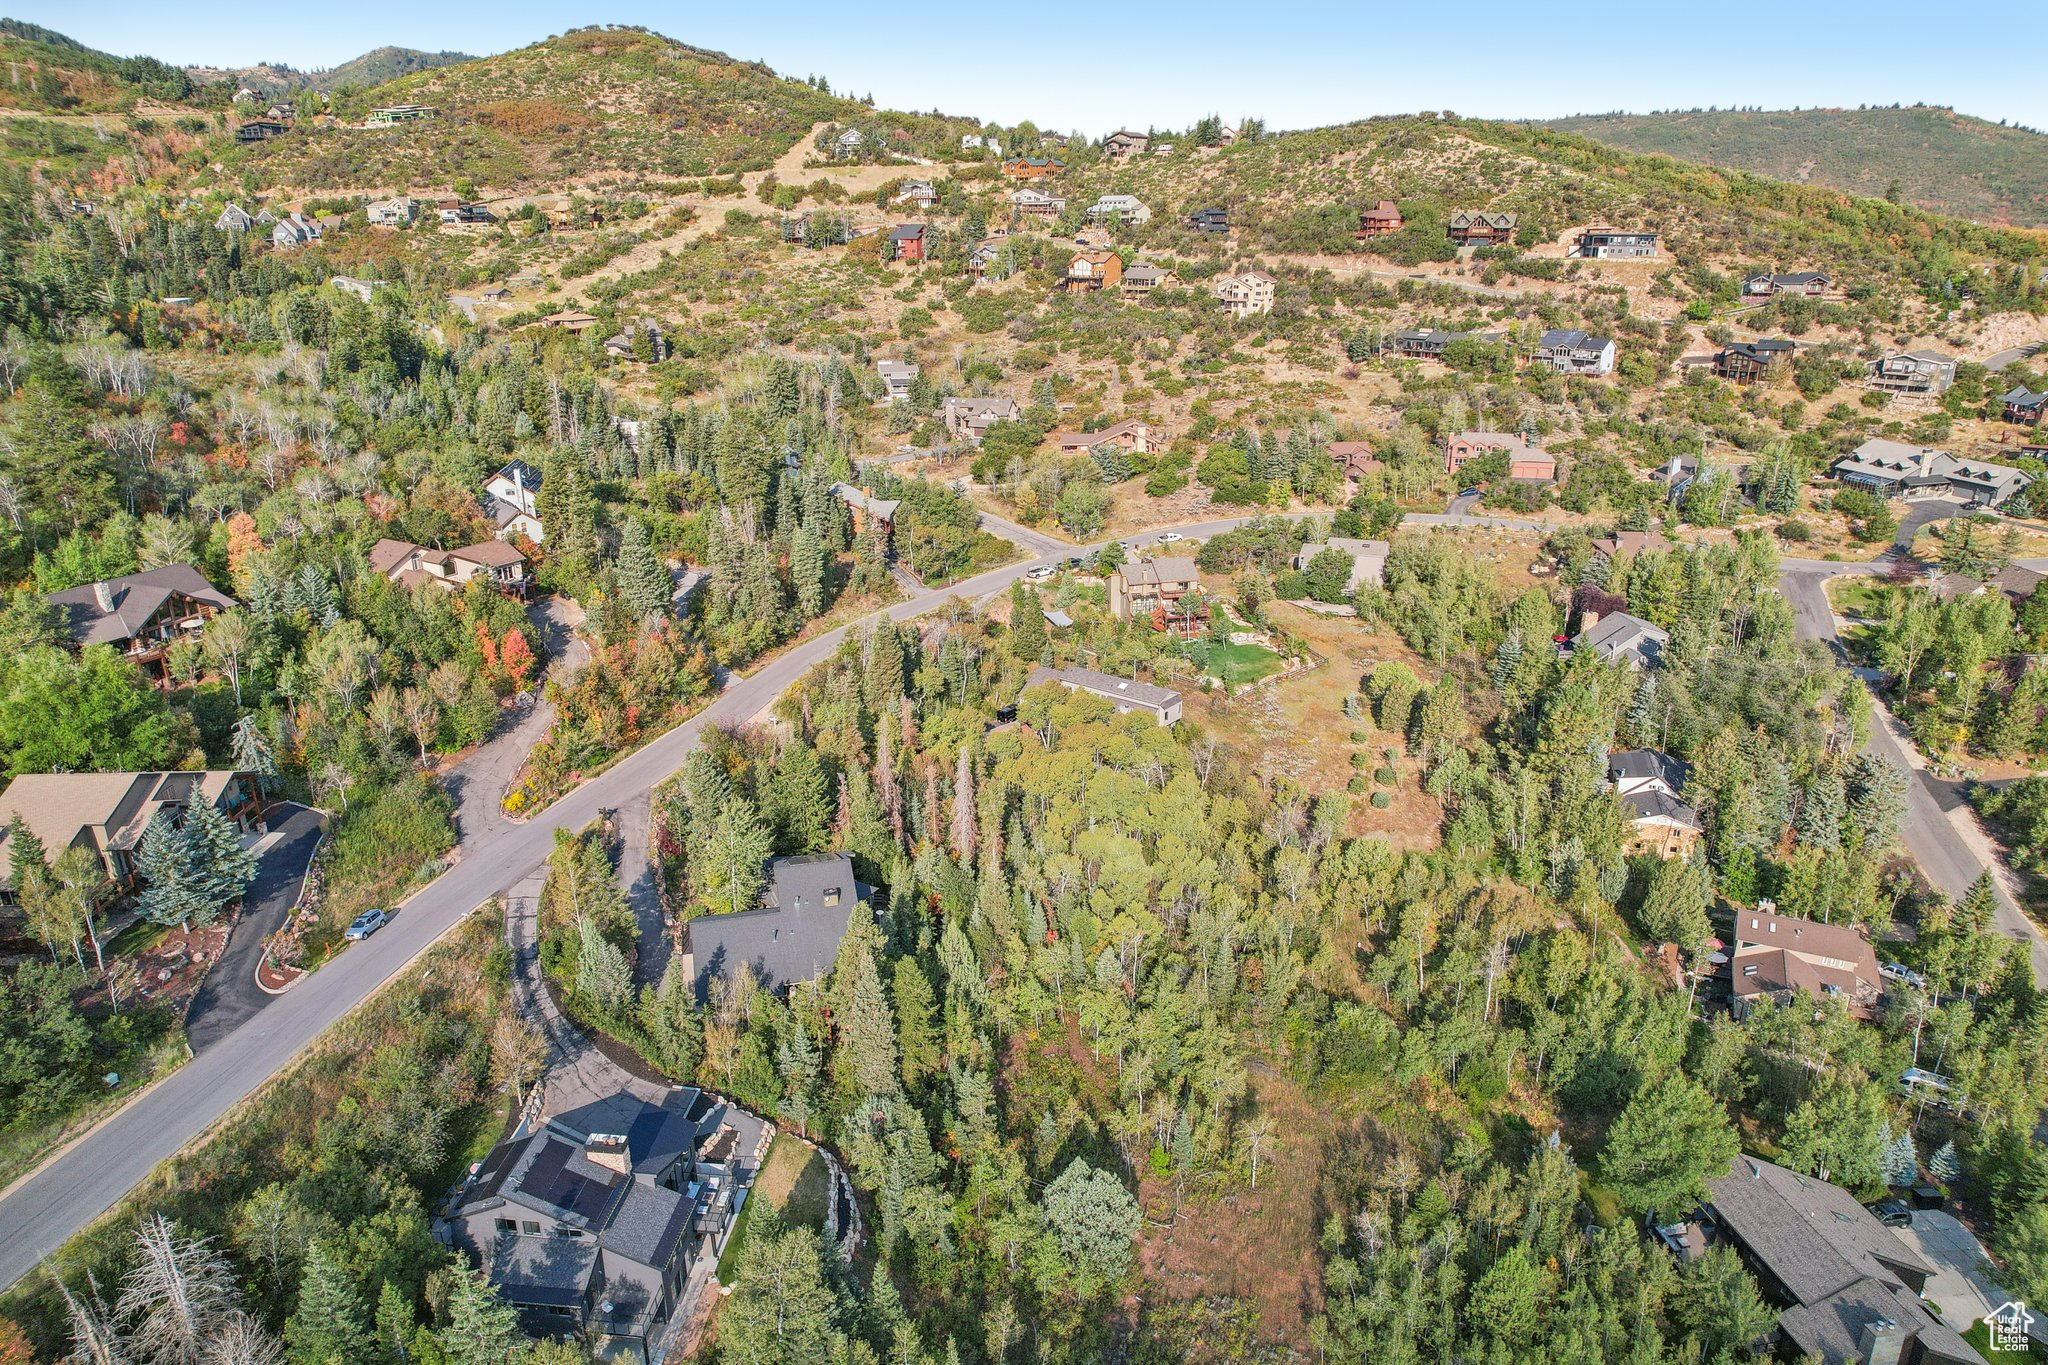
[688,854,863,1003]
[1730,910,1878,980]
[1451,431,1551,462]
[1576,610,1669,666]
[1117,555,1200,588]
[830,482,901,520]
[1539,328,1613,352]
[1448,210,1516,229]
[887,223,927,241]
[46,565,236,648]
[489,1234,597,1308]
[1026,664,1181,715]
[1590,530,1670,556]
[1625,788,1703,831]
[1123,263,1167,283]
[2000,385,2047,408]
[1608,748,1688,790]
[0,771,246,885]
[1992,565,2045,599]
[453,539,527,568]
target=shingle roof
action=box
[46,565,236,648]
[1607,748,1688,789]
[1625,788,1703,831]
[1026,664,1181,715]
[602,1183,694,1269]
[1576,611,1669,666]
[687,853,863,1003]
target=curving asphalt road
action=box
[2,509,2037,1288]
[183,804,326,1053]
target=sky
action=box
[13,0,2048,135]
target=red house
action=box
[888,224,930,263]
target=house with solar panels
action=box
[449,1088,739,1355]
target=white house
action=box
[1086,194,1152,225]
[483,459,545,544]
[366,196,419,227]
[876,359,918,405]
[270,213,322,249]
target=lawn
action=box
[713,1134,831,1282]
[1183,609,1285,689]
[1963,1319,2048,1362]
[1825,576,1888,620]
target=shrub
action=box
[1777,520,1813,542]
[1350,751,1369,768]
[1350,729,1370,743]
[1347,776,1369,794]
[1374,767,1397,786]
[1369,790,1393,809]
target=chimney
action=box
[1858,1318,1904,1365]
[1918,447,1936,477]
[92,580,116,613]
[584,1134,630,1177]
[1580,608,1601,633]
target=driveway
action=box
[441,595,589,848]
[183,803,325,1053]
[1894,1210,2016,1334]
[1895,497,1973,550]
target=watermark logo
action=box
[1987,1300,2035,1353]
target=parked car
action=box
[345,909,391,941]
[1158,532,1184,543]
[1027,565,1056,580]
[1459,487,1480,498]
[1869,1200,1913,1228]
[1881,962,1929,990]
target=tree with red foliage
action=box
[474,620,501,690]
[500,628,535,691]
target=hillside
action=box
[1543,105,2048,229]
[186,46,473,99]
[0,17,193,111]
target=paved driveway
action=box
[1894,1210,2012,1333]
[184,803,325,1053]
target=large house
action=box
[484,460,546,544]
[46,566,237,683]
[875,358,918,404]
[366,104,436,126]
[682,853,867,1003]
[1024,665,1182,725]
[1999,385,2047,426]
[1120,262,1172,297]
[215,202,256,233]
[270,212,322,249]
[1065,250,1124,293]
[1183,206,1230,234]
[1001,156,1063,181]
[1108,556,1204,633]
[831,483,899,535]
[1714,339,1797,384]
[1575,609,1668,669]
[1727,908,1883,1019]
[1056,420,1162,459]
[1533,328,1616,376]
[1573,227,1658,259]
[893,180,939,209]
[1742,270,1831,297]
[940,395,1020,443]
[368,539,530,594]
[1866,349,1957,396]
[1211,269,1275,318]
[1010,187,1066,220]
[1329,441,1384,486]
[1444,431,1556,483]
[1606,749,1702,858]
[0,770,262,904]
[235,120,286,143]
[1292,538,1389,593]
[449,1089,741,1357]
[886,223,931,263]
[366,196,419,227]
[1102,130,1149,159]
[1446,211,1515,246]
[1086,194,1151,225]
[1831,439,2033,508]
[1677,1156,1985,1365]
[1391,327,1503,360]
[1355,200,1403,239]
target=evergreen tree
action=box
[285,1241,372,1365]
[1601,1073,1738,1215]
[1929,1139,1961,1185]
[435,1263,522,1365]
[134,810,205,931]
[1489,628,1523,695]
[893,956,940,1089]
[187,798,259,918]
[1008,582,1047,661]
[699,795,773,915]
[764,741,831,854]
[372,1280,413,1364]
[1795,767,1845,852]
[831,918,899,1098]
[1881,1128,1921,1187]
[790,523,827,619]
[615,518,672,621]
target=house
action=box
[1606,749,1702,858]
[1024,665,1182,725]
[603,318,668,362]
[1149,142,1175,156]
[833,127,867,158]
[1831,439,2033,508]
[479,284,514,302]
[270,213,322,249]
[1184,206,1230,234]
[366,196,419,227]
[1355,200,1403,239]
[1329,441,1384,485]
[330,276,377,303]
[1002,156,1063,180]
[1102,130,1149,159]
[1444,431,1557,484]
[46,566,237,682]
[0,770,262,903]
[1647,453,1701,502]
[1086,194,1151,225]
[1010,188,1066,220]
[1573,227,1658,259]
[940,396,1020,443]
[1212,269,1275,318]
[875,358,919,404]
[1575,609,1668,669]
[449,1088,739,1356]
[366,104,436,126]
[1056,420,1162,458]
[1742,270,1831,297]
[1991,565,2046,604]
[1065,250,1124,293]
[683,853,867,1003]
[1713,339,1797,384]
[961,134,1000,155]
[368,539,530,595]
[235,120,286,143]
[1677,1156,1985,1365]
[1533,328,1616,376]
[1293,538,1389,592]
[831,483,900,534]
[893,180,939,209]
[214,202,255,233]
[966,240,1006,279]
[1589,530,1670,559]
[1446,210,1516,246]
[485,460,546,544]
[1108,555,1203,631]
[535,310,600,333]
[1390,328,1503,359]
[1867,349,1957,395]
[264,102,295,123]
[1999,385,2047,426]
[1120,262,1172,297]
[1728,909,1883,1018]
[437,201,494,226]
[886,223,931,263]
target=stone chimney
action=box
[92,581,116,613]
[1858,1318,1904,1365]
[1918,447,1937,477]
[584,1134,630,1177]
[1580,608,1601,634]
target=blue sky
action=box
[15,1,2047,135]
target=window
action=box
[1742,965,1760,977]
[496,1218,517,1234]
[521,1220,542,1235]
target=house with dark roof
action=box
[940,395,1020,443]
[682,853,867,1003]
[368,539,530,595]
[1727,909,1882,1019]
[1867,349,1957,396]
[1183,206,1230,234]
[1355,200,1403,239]
[449,1088,738,1355]
[1108,555,1205,635]
[1102,130,1149,159]
[484,461,545,544]
[1573,227,1658,259]
[1683,1155,1985,1365]
[887,223,931,263]
[1743,271,1832,297]
[1999,385,2046,426]
[1391,328,1505,360]
[1446,210,1515,246]
[1534,328,1616,376]
[1714,338,1797,384]
[830,483,900,534]
[1025,664,1182,725]
[1831,439,2033,509]
[1607,749,1701,858]
[1575,609,1668,669]
[45,566,237,683]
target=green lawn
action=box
[1825,576,1887,619]
[714,1134,831,1282]
[1963,1319,2048,1362]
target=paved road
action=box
[1983,340,2043,373]
[1779,560,2048,983]
[183,805,325,1053]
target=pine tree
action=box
[372,1282,412,1365]
[187,798,258,919]
[699,796,772,915]
[831,919,900,1098]
[285,1241,371,1365]
[893,956,940,1089]
[1958,870,1998,934]
[1489,627,1523,695]
[1929,1139,1961,1185]
[615,518,672,621]
[764,742,830,854]
[1795,767,1845,852]
[1880,1129,1921,1187]
[134,810,204,931]
[435,1263,522,1365]
[790,523,827,619]
[1008,582,1046,661]
[232,716,279,790]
